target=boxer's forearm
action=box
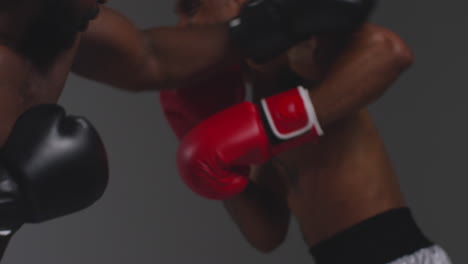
[223,163,290,253]
[141,24,238,90]
[310,25,413,127]
[73,7,238,91]
[223,182,290,253]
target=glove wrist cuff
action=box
[261,86,324,140]
[259,86,323,155]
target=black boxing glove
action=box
[230,0,377,63]
[0,104,109,234]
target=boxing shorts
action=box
[310,208,452,264]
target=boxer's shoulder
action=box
[360,24,404,42]
[355,24,414,65]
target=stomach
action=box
[272,109,406,246]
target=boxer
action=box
[165,1,453,263]
[0,0,375,260]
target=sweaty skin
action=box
[176,0,413,252]
[0,0,246,257]
[0,0,412,258]
[0,0,238,145]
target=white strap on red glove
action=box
[262,86,323,140]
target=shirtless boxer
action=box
[0,0,373,260]
[163,1,453,263]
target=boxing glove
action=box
[177,86,323,200]
[160,65,247,140]
[0,104,109,233]
[230,0,377,63]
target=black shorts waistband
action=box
[310,208,433,264]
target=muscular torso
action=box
[0,39,80,144]
[252,68,405,248]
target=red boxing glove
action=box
[160,65,246,140]
[177,86,324,200]
[160,65,250,197]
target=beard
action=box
[19,0,100,68]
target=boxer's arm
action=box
[223,162,290,253]
[308,24,414,126]
[72,7,236,91]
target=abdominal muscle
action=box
[272,109,406,247]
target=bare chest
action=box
[0,46,77,111]
[272,110,392,195]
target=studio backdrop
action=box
[4,0,467,263]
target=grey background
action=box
[3,0,467,263]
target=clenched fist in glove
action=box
[177,87,323,200]
[230,0,377,63]
[0,104,108,258]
